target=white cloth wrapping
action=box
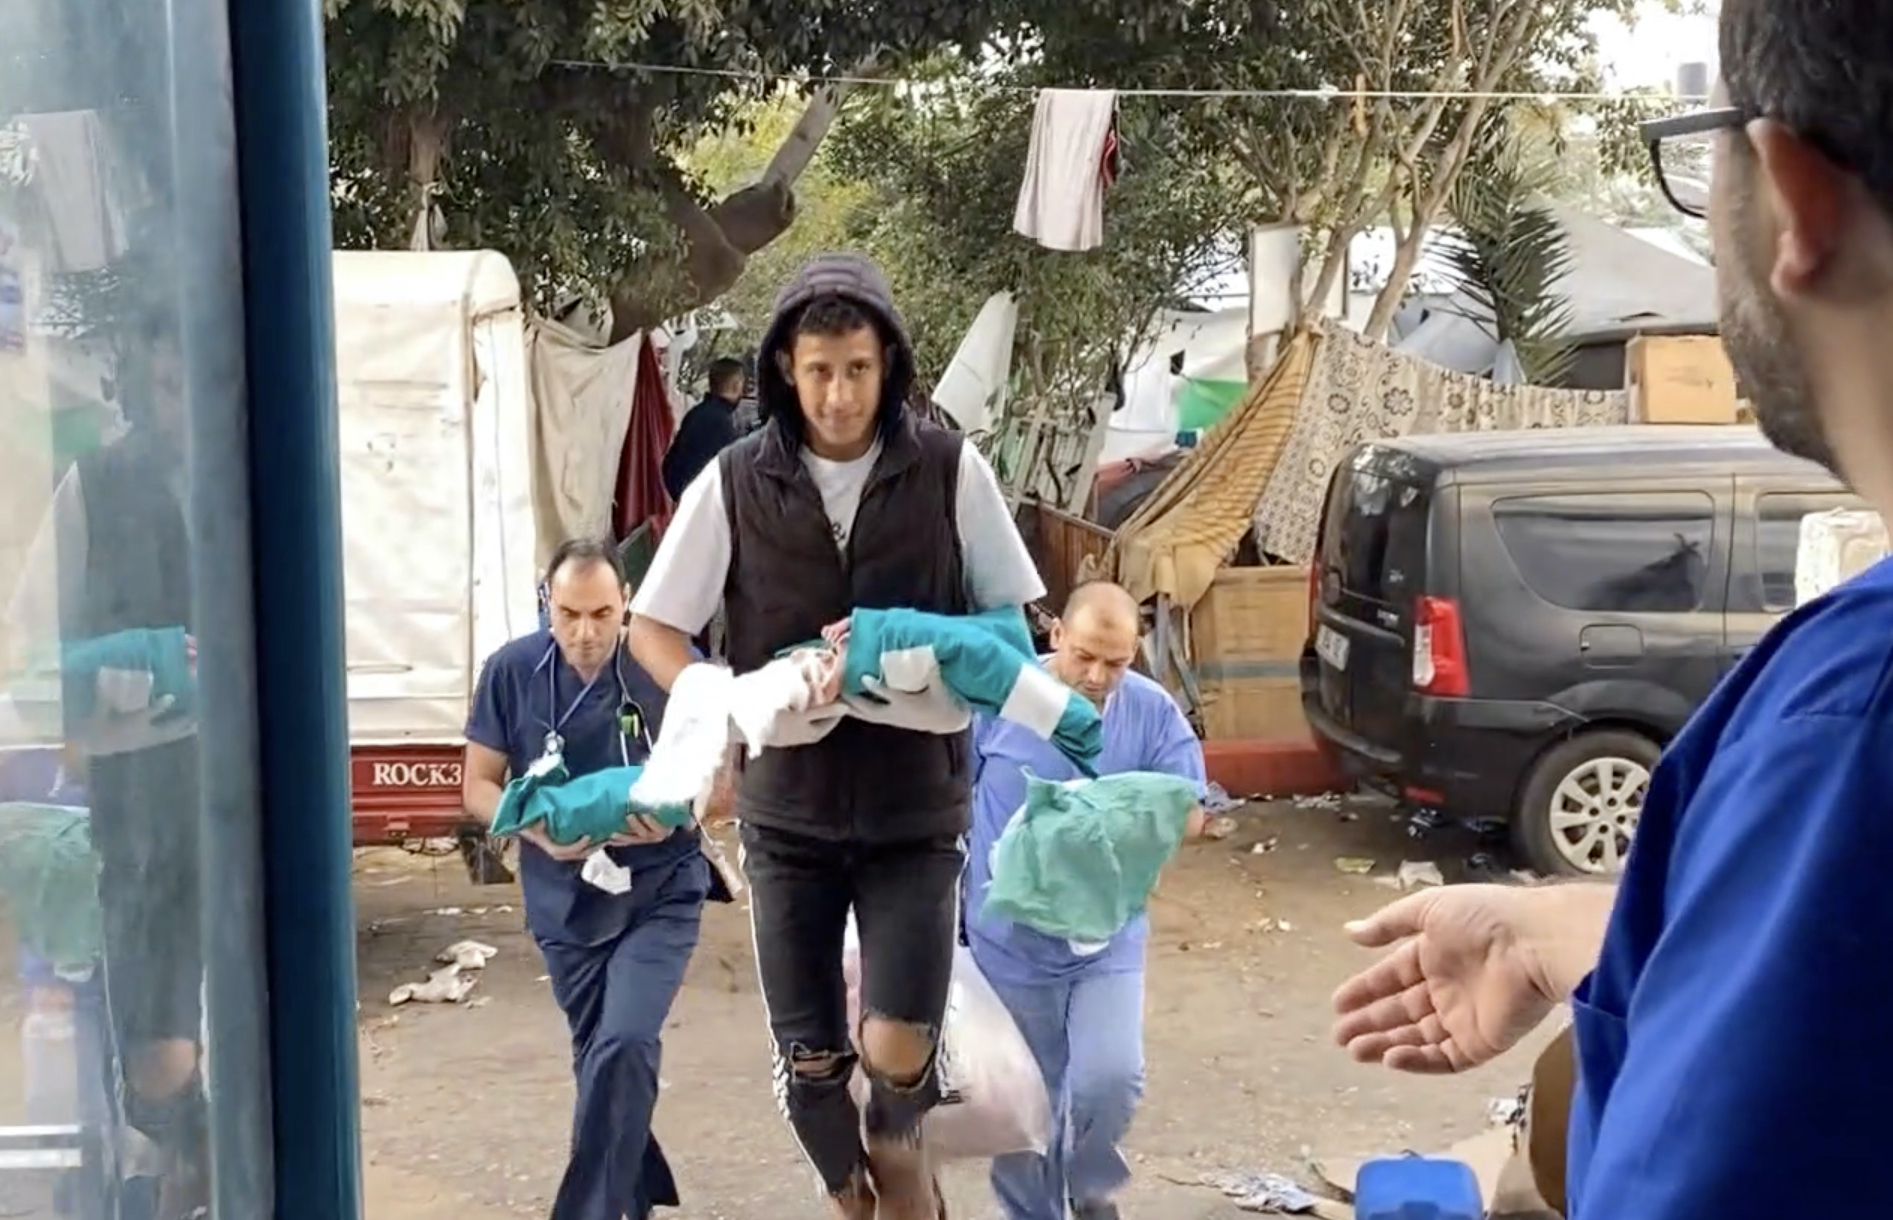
[629,650,979,815]
[1013,89,1118,252]
[628,662,735,808]
[728,652,847,756]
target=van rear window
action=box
[1322,457,1430,605]
[1493,491,1715,613]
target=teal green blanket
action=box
[0,802,101,973]
[982,770,1201,942]
[488,760,694,846]
[843,607,1103,774]
[48,627,195,719]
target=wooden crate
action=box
[1189,564,1310,741]
[1023,499,1114,611]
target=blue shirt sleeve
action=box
[1574,711,1893,1217]
[1140,691,1207,794]
[465,652,512,756]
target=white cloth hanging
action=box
[932,292,1018,434]
[19,111,124,273]
[1013,90,1118,253]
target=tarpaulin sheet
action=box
[1109,331,1315,610]
[1251,326,1628,567]
[1109,324,1632,612]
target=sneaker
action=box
[1072,1201,1121,1220]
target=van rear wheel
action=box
[1514,730,1660,877]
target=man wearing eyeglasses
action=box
[1328,2,1893,1215]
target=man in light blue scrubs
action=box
[964,581,1205,1220]
[1330,3,1893,1211]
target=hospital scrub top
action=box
[965,667,1205,986]
[467,629,698,946]
[1566,555,1893,1217]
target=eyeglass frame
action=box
[1638,107,1749,220]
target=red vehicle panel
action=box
[350,743,470,845]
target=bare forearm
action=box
[628,616,698,692]
[1534,881,1620,1002]
[463,779,504,828]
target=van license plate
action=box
[1316,624,1350,671]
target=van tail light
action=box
[1307,563,1321,636]
[1412,596,1469,697]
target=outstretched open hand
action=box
[1331,885,1559,1074]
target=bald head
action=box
[1050,581,1141,705]
[1064,580,1140,629]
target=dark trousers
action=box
[535,855,708,1220]
[89,740,206,1167]
[738,822,964,1195]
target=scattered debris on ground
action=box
[1193,1169,1323,1214]
[1333,857,1376,875]
[1204,782,1248,815]
[389,939,498,1006]
[1486,1094,1526,1127]
[1396,860,1445,890]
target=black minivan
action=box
[1298,425,1862,876]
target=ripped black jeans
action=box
[738,822,964,1195]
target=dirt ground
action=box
[0,793,1551,1218]
[350,796,1556,1220]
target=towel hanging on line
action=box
[1014,89,1120,253]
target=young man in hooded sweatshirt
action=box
[628,253,1045,1219]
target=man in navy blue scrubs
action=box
[1331,4,1893,1212]
[461,538,722,1220]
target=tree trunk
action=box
[1359,0,1545,338]
[605,66,876,342]
[761,77,859,186]
[405,110,451,251]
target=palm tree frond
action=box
[1438,116,1578,385]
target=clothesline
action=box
[546,59,1705,104]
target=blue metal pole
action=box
[221,0,363,1215]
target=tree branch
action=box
[601,57,881,341]
[1361,0,1545,337]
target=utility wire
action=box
[547,58,1706,104]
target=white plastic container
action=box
[1796,508,1889,606]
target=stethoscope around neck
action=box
[532,640,651,768]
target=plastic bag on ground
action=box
[842,919,1051,1160]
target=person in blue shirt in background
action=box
[965,580,1206,1220]
[1330,3,1893,1213]
[461,538,726,1220]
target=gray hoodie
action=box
[754,253,919,447]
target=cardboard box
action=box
[1521,1025,1574,1217]
[1626,335,1740,425]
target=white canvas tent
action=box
[332,250,539,744]
[1106,305,1248,462]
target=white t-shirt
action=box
[632,437,1046,634]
